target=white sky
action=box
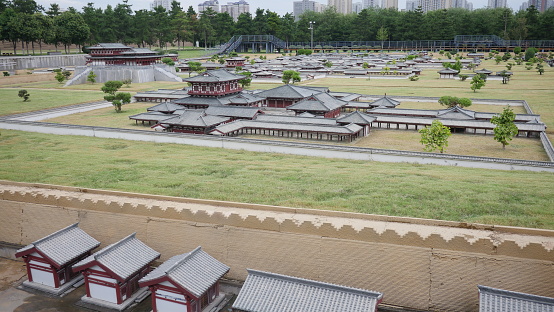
[36,0,526,15]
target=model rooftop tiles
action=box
[73,233,160,281]
[139,246,229,298]
[232,269,383,312]
[15,223,100,268]
[478,285,554,312]
[183,69,245,83]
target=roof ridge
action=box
[246,269,382,298]
[165,246,202,275]
[32,223,79,246]
[95,233,136,259]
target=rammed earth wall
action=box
[0,180,552,311]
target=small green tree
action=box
[498,70,510,84]
[3,71,10,76]
[536,63,544,75]
[376,27,388,51]
[18,90,30,102]
[238,71,252,88]
[62,70,71,80]
[494,55,502,64]
[187,61,203,77]
[438,96,472,108]
[87,70,96,84]
[458,74,469,81]
[324,61,333,68]
[470,74,486,92]
[490,106,519,149]
[122,79,132,87]
[111,92,131,112]
[409,75,419,81]
[161,57,175,66]
[419,120,452,153]
[55,71,65,83]
[282,70,301,84]
[525,47,538,61]
[101,80,123,96]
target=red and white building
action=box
[139,246,230,312]
[85,43,174,66]
[255,85,329,108]
[226,57,247,67]
[15,223,100,291]
[72,233,160,307]
[183,69,245,97]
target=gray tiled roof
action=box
[475,68,493,74]
[255,114,337,125]
[16,223,100,267]
[437,106,476,119]
[478,285,554,312]
[183,69,244,83]
[129,112,174,122]
[90,43,129,49]
[255,85,325,99]
[147,102,184,113]
[369,96,400,108]
[232,269,383,312]
[174,96,226,106]
[337,111,376,125]
[211,120,362,135]
[205,106,261,119]
[73,233,160,280]
[287,93,346,112]
[437,68,459,74]
[162,110,230,127]
[139,247,229,298]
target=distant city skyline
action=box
[35,0,533,15]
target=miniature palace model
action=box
[15,223,100,292]
[138,246,230,312]
[85,43,176,66]
[131,69,547,142]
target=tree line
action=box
[1,0,553,54]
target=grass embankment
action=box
[0,89,104,116]
[0,129,553,229]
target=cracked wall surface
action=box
[0,181,552,311]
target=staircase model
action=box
[216,35,287,55]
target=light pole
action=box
[309,21,315,50]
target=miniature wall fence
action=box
[0,55,86,71]
[0,180,552,312]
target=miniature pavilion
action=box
[15,223,100,291]
[85,43,174,66]
[72,233,160,307]
[232,269,383,312]
[139,246,230,312]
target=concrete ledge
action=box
[77,287,149,311]
[18,275,83,297]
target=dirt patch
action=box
[0,258,26,291]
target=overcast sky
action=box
[36,0,526,15]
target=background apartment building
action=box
[328,0,353,14]
[150,0,172,11]
[198,0,220,13]
[220,0,250,21]
[293,0,326,19]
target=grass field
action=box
[0,129,552,229]
[0,57,553,229]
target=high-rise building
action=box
[381,0,398,9]
[294,0,317,18]
[353,1,363,12]
[405,0,418,10]
[150,0,172,11]
[363,0,380,8]
[198,0,220,14]
[487,0,506,8]
[220,0,249,21]
[328,0,353,14]
[418,0,451,12]
[452,0,473,9]
[519,0,549,11]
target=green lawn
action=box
[0,89,104,116]
[1,57,553,230]
[0,129,552,229]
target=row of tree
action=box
[1,0,554,54]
